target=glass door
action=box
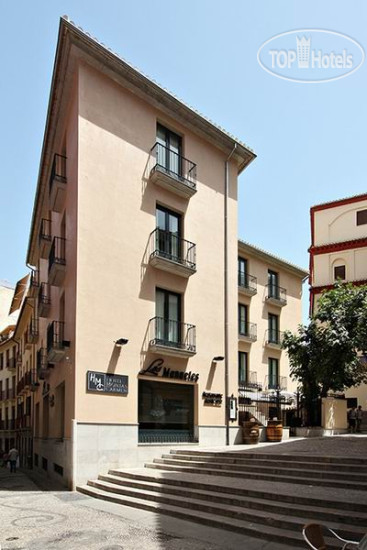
[238,258,247,287]
[268,313,279,343]
[238,304,248,335]
[156,288,181,346]
[268,270,279,299]
[157,124,182,176]
[156,206,181,262]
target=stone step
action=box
[163,453,367,473]
[145,461,367,491]
[76,483,357,548]
[108,468,367,513]
[153,457,365,483]
[171,449,367,465]
[98,472,367,527]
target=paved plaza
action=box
[1,435,367,550]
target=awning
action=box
[9,274,29,315]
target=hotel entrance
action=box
[138,379,196,444]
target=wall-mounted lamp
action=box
[213,356,225,362]
[115,338,129,347]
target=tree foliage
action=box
[282,283,367,425]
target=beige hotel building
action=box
[8,17,307,488]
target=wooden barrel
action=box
[266,420,283,442]
[243,421,260,444]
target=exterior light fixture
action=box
[213,356,225,362]
[115,338,129,347]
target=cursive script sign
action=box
[140,359,199,383]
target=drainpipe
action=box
[224,144,237,446]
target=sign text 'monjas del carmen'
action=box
[87,371,128,394]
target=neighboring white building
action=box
[309,193,367,407]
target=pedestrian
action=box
[8,447,19,473]
[356,405,363,433]
[348,407,357,433]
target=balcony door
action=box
[156,206,181,262]
[238,304,248,335]
[156,288,181,346]
[268,270,279,299]
[238,257,247,287]
[268,358,279,389]
[268,313,279,343]
[157,124,182,176]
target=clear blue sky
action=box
[1,1,366,309]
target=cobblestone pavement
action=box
[0,468,286,550]
[242,434,367,456]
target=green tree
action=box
[282,282,367,425]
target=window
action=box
[334,265,346,280]
[238,352,248,385]
[156,124,182,177]
[156,205,181,262]
[156,288,181,346]
[268,270,279,299]
[268,358,279,389]
[357,209,367,226]
[238,257,248,287]
[268,314,279,343]
[238,304,248,335]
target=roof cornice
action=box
[238,240,308,279]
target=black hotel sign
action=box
[87,371,128,394]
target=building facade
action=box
[309,193,367,406]
[237,241,307,424]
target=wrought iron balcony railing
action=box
[149,228,196,271]
[47,321,65,354]
[265,375,288,392]
[239,321,257,341]
[266,284,287,305]
[49,154,67,192]
[239,371,262,391]
[265,329,285,346]
[49,237,66,273]
[39,218,52,242]
[30,269,40,290]
[238,272,257,293]
[37,348,49,378]
[150,142,197,190]
[26,318,39,346]
[149,316,196,354]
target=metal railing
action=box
[151,142,197,189]
[264,375,288,391]
[139,430,196,444]
[47,321,65,353]
[150,228,196,270]
[239,321,257,340]
[37,348,48,372]
[149,316,196,353]
[239,371,262,391]
[39,218,52,241]
[266,284,287,304]
[30,269,40,289]
[27,318,39,344]
[49,237,66,272]
[0,419,15,431]
[6,357,16,370]
[238,272,257,292]
[1,388,15,400]
[49,154,67,191]
[265,329,285,346]
[38,282,51,306]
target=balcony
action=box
[265,284,287,307]
[26,318,39,349]
[264,375,288,391]
[150,143,197,199]
[49,154,67,212]
[29,269,40,298]
[38,283,51,317]
[37,348,51,380]
[48,237,66,286]
[47,321,69,363]
[238,272,257,297]
[149,229,196,278]
[6,357,16,372]
[2,388,15,402]
[239,371,262,392]
[239,322,257,343]
[0,419,15,432]
[39,218,52,258]
[148,316,196,358]
[265,329,285,349]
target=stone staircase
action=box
[78,448,367,547]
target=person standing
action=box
[8,447,19,473]
[348,407,357,433]
[356,405,363,433]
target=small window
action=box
[357,210,367,226]
[334,265,346,280]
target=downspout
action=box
[224,144,237,446]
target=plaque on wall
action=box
[87,371,128,394]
